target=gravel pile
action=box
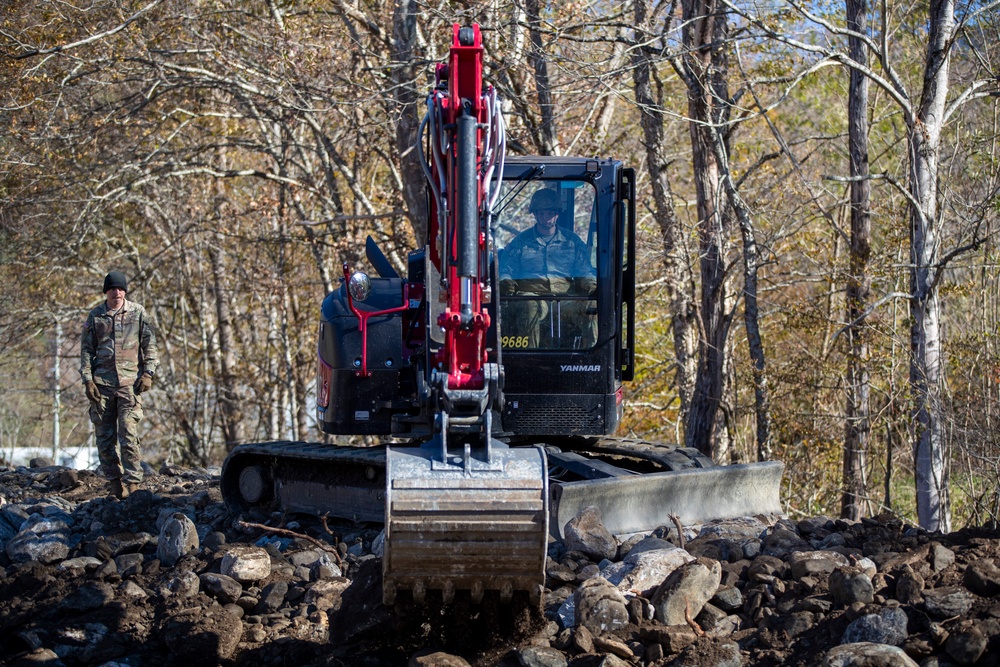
[0,460,998,667]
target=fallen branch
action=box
[237,520,343,568]
[670,514,685,550]
[685,600,705,637]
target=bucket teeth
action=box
[412,580,426,605]
[471,581,484,604]
[500,581,513,604]
[442,580,455,605]
[383,581,397,606]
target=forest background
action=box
[1,0,998,535]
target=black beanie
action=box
[103,271,128,293]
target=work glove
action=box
[135,373,153,394]
[576,276,597,296]
[85,381,101,404]
[500,279,517,295]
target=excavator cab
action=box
[494,157,635,437]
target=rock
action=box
[163,570,200,598]
[546,561,577,585]
[595,655,631,667]
[700,516,774,540]
[824,642,919,667]
[563,506,617,561]
[747,555,786,579]
[119,580,147,599]
[199,572,244,604]
[0,462,997,667]
[645,643,665,663]
[592,634,634,659]
[922,587,974,618]
[944,623,987,666]
[841,606,908,646]
[408,649,473,667]
[893,565,924,604]
[761,527,810,557]
[57,557,102,571]
[64,581,115,611]
[255,580,288,614]
[572,624,594,653]
[516,646,567,667]
[156,513,199,566]
[638,625,699,653]
[622,536,673,559]
[303,577,351,611]
[670,638,742,667]
[288,549,343,580]
[711,585,744,612]
[101,532,150,557]
[220,546,271,582]
[203,531,226,550]
[788,550,851,579]
[114,552,144,577]
[8,648,67,666]
[784,610,816,638]
[963,558,1000,597]
[574,576,629,637]
[830,566,875,606]
[928,542,955,572]
[5,515,71,564]
[650,558,722,625]
[601,545,693,594]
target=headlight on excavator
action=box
[348,271,372,302]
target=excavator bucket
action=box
[383,441,548,606]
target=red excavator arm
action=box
[422,24,505,395]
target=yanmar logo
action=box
[560,364,601,372]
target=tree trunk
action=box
[842,0,872,521]
[208,242,244,451]
[525,0,560,155]
[392,0,426,242]
[706,126,772,462]
[909,0,954,533]
[632,0,697,426]
[681,0,733,459]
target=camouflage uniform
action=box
[80,300,158,484]
[500,227,597,348]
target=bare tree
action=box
[842,0,872,521]
[675,0,736,460]
[631,0,698,427]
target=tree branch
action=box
[6,0,164,60]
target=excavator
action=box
[221,24,783,607]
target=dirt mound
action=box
[1,463,998,666]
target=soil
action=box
[0,463,998,667]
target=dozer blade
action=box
[550,460,784,538]
[383,442,548,606]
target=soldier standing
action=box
[80,271,158,499]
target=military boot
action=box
[109,479,129,500]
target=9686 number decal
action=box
[501,336,529,349]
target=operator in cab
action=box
[499,188,596,349]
